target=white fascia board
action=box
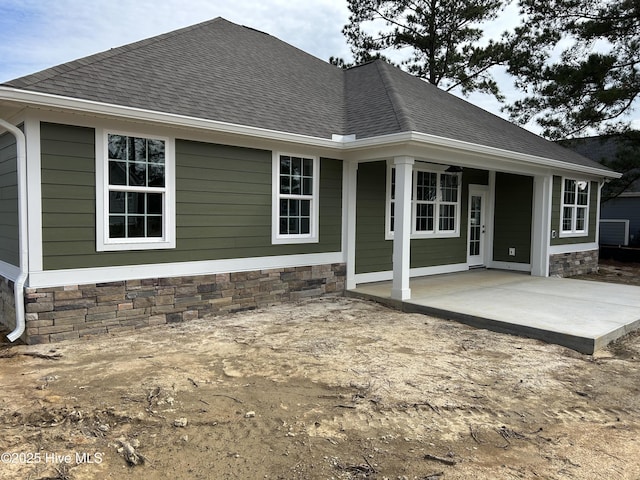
[0,87,339,150]
[0,87,620,179]
[344,131,621,179]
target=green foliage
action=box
[340,0,510,100]
[503,0,640,140]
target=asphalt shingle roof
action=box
[3,17,607,172]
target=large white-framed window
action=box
[96,129,175,251]
[272,152,320,244]
[386,164,461,239]
[560,178,589,237]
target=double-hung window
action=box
[560,178,589,236]
[387,165,461,238]
[96,130,175,251]
[272,153,319,244]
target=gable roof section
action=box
[1,17,609,173]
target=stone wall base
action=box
[1,276,16,333]
[549,249,599,277]
[23,263,346,344]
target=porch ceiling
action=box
[348,269,640,354]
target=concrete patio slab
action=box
[348,270,640,354]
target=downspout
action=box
[0,119,28,342]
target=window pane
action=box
[128,216,145,237]
[280,156,291,175]
[109,161,127,185]
[390,168,395,200]
[280,175,290,194]
[439,204,456,231]
[109,216,125,238]
[291,157,302,177]
[302,177,313,195]
[109,191,126,214]
[291,173,301,194]
[108,135,127,160]
[148,193,163,215]
[279,218,288,235]
[576,207,586,231]
[390,202,395,232]
[415,204,434,231]
[288,217,299,234]
[562,207,573,231]
[128,192,145,214]
[130,138,147,161]
[300,218,310,234]
[301,199,310,216]
[147,216,163,237]
[564,179,576,205]
[303,158,313,177]
[149,163,165,187]
[441,174,458,202]
[148,139,165,163]
[129,162,146,186]
[289,199,299,216]
[416,171,437,201]
[280,199,289,216]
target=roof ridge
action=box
[5,17,228,88]
[375,60,415,132]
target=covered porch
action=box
[348,269,640,354]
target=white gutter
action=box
[0,86,620,179]
[0,118,28,342]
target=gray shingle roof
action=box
[3,17,608,172]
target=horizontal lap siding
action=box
[355,162,392,274]
[41,123,97,268]
[550,176,598,246]
[411,168,488,268]
[493,172,532,263]
[355,163,484,274]
[41,123,342,270]
[176,140,342,260]
[0,131,19,266]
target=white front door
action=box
[468,186,487,267]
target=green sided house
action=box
[0,18,619,344]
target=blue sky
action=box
[0,0,637,134]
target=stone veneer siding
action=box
[549,249,599,277]
[24,263,345,344]
[1,276,16,332]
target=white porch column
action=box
[345,161,358,290]
[391,156,414,300]
[531,174,552,277]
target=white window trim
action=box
[95,128,176,251]
[271,152,320,244]
[559,177,590,238]
[385,163,462,240]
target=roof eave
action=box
[0,86,339,149]
[0,87,621,179]
[343,131,621,179]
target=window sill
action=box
[97,239,176,252]
[558,231,589,239]
[271,235,319,245]
[385,232,460,241]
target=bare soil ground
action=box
[1,263,639,480]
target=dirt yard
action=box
[1,264,639,480]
